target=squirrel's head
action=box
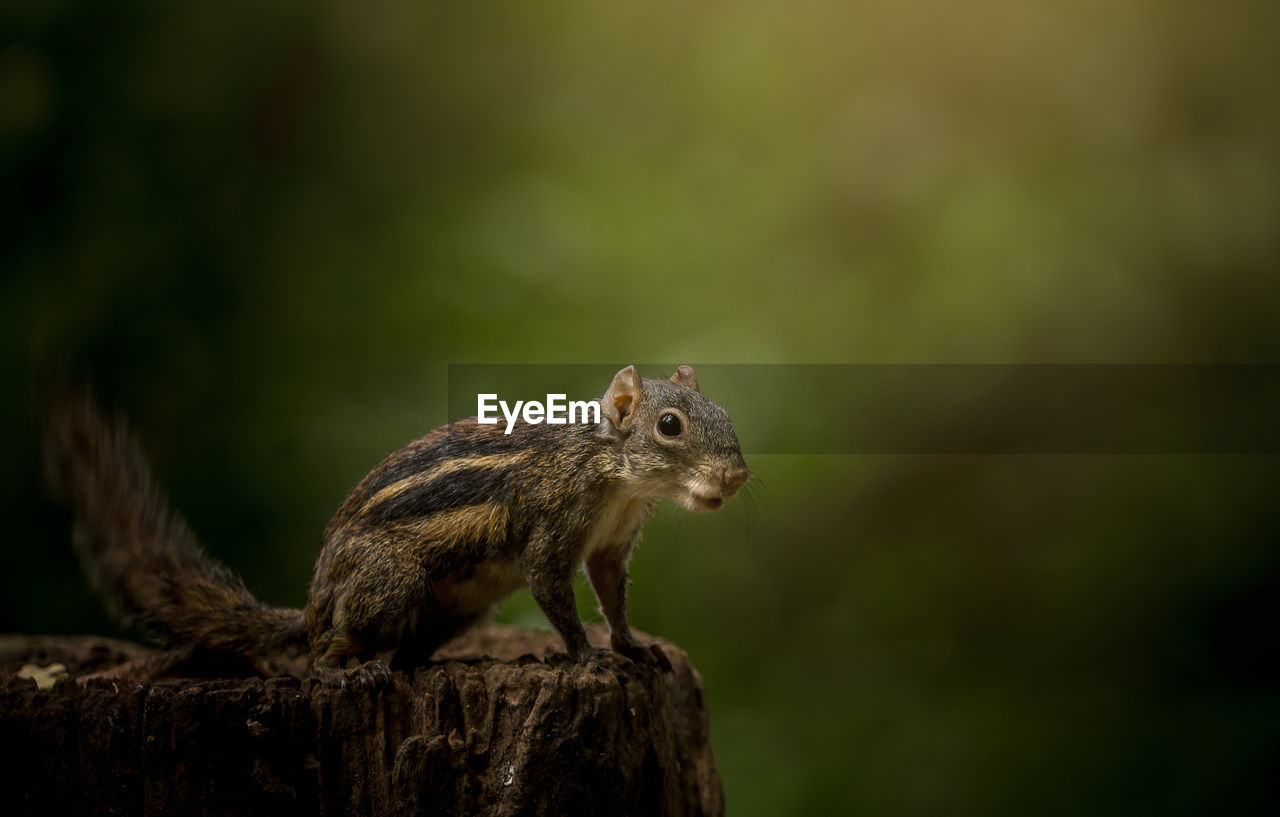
[600,365,749,512]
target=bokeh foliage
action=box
[3,1,1278,814]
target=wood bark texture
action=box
[0,625,723,817]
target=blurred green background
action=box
[3,1,1278,814]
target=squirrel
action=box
[44,365,749,685]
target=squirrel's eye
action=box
[658,413,683,437]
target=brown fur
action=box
[45,367,749,683]
[43,395,307,662]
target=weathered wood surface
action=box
[0,625,723,817]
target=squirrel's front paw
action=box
[576,646,634,672]
[611,638,674,671]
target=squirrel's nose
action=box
[719,461,750,498]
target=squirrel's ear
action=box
[603,365,643,428]
[669,365,700,392]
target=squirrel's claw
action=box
[344,660,394,689]
[643,642,674,671]
[312,659,394,689]
[583,647,634,673]
[608,638,674,672]
[629,642,673,671]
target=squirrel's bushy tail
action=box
[43,393,307,658]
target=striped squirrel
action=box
[45,365,749,685]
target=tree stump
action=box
[0,625,723,817]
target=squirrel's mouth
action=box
[687,492,724,512]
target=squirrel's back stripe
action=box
[353,452,532,524]
[394,502,512,557]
